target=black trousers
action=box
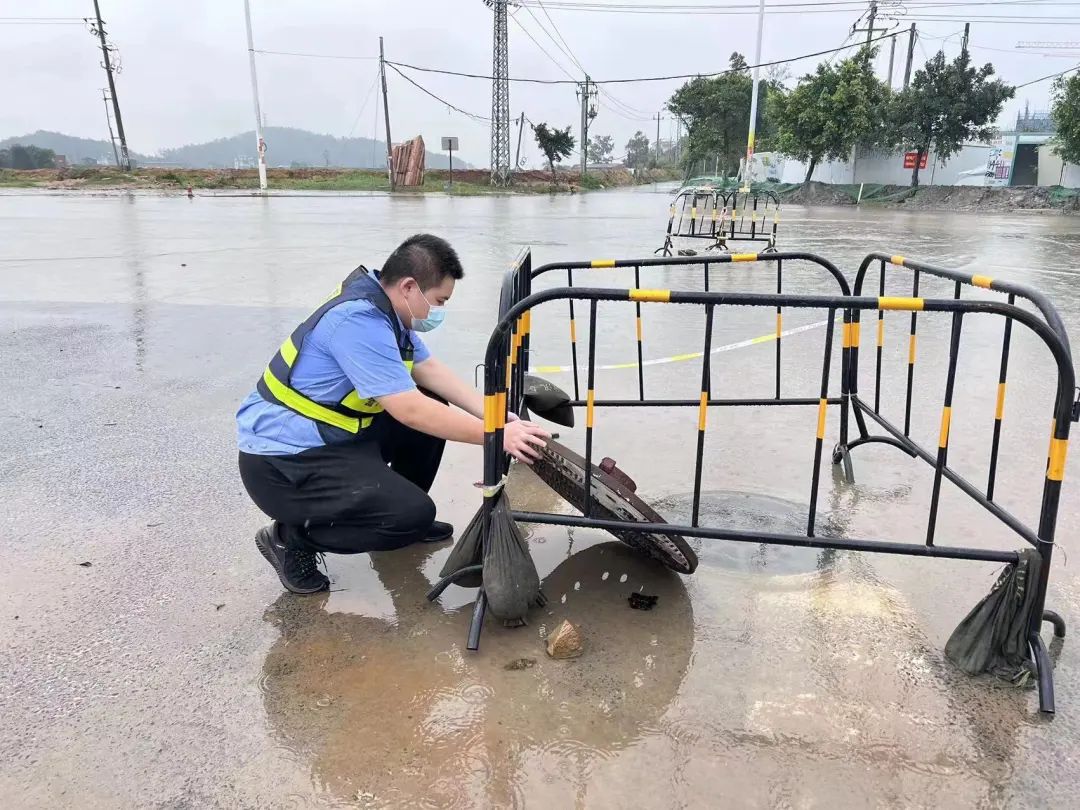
[238,414,445,554]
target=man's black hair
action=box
[379,233,464,289]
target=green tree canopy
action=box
[588,134,615,164]
[625,131,651,168]
[667,53,777,175]
[771,47,889,182]
[0,144,57,169]
[1051,73,1080,167]
[889,50,1014,186]
[532,123,575,182]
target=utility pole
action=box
[488,0,511,186]
[91,0,131,170]
[903,23,917,88]
[243,0,268,190]
[578,75,593,176]
[514,112,526,171]
[379,36,394,190]
[655,111,661,166]
[101,89,120,167]
[740,0,766,191]
[961,23,970,58]
[865,0,878,45]
[886,33,897,90]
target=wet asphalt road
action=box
[3,186,1080,808]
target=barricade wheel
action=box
[531,440,699,575]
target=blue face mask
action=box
[407,285,447,333]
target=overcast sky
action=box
[1,1,1073,167]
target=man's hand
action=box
[503,419,550,464]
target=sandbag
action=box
[437,505,484,588]
[945,548,1042,685]
[524,375,575,427]
[482,489,543,624]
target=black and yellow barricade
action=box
[436,273,1073,715]
[656,188,780,257]
[512,252,854,461]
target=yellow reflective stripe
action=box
[521,310,531,335]
[339,390,384,413]
[698,391,708,431]
[816,398,828,440]
[996,383,1007,420]
[262,369,359,433]
[690,207,697,219]
[939,406,952,448]
[711,208,718,221]
[668,205,675,217]
[629,288,671,302]
[591,259,616,268]
[972,274,993,289]
[877,319,885,348]
[1049,438,1069,481]
[851,322,861,348]
[280,337,298,366]
[731,252,758,262]
[497,391,506,427]
[483,394,499,433]
[569,318,577,343]
[890,255,906,267]
[909,334,917,364]
[880,297,924,311]
[636,316,643,342]
[841,323,852,349]
[776,313,782,337]
[586,389,595,429]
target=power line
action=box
[385,62,490,121]
[507,7,578,79]
[1015,63,1080,88]
[347,69,383,137]
[388,28,898,85]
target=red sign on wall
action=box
[903,151,929,170]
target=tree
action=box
[588,134,614,164]
[625,131,651,168]
[667,52,778,175]
[0,144,56,169]
[532,123,575,183]
[888,50,1014,186]
[1051,73,1080,167]
[772,48,890,182]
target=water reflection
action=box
[260,540,692,807]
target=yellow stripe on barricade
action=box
[698,391,708,431]
[877,319,885,348]
[484,394,498,432]
[996,383,1007,420]
[591,259,616,268]
[909,334,918,364]
[890,255,906,267]
[636,316,643,341]
[880,296,924,311]
[816,398,828,440]
[1049,438,1069,481]
[939,406,952,448]
[629,289,671,302]
[521,310,531,335]
[850,322,861,348]
[841,323,852,349]
[776,313,782,337]
[569,319,577,343]
[731,252,758,262]
[586,389,596,428]
[972,275,994,289]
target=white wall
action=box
[777,144,996,187]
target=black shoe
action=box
[254,523,330,594]
[423,520,454,543]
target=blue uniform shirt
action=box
[237,272,430,455]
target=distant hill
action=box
[0,127,469,170]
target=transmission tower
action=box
[487,0,512,186]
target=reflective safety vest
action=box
[255,267,414,442]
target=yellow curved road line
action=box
[533,318,831,373]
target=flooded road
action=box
[3,186,1080,808]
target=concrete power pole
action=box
[865,0,878,45]
[379,37,394,190]
[656,111,661,167]
[740,0,766,191]
[903,24,917,88]
[488,0,511,186]
[961,23,970,58]
[242,0,268,190]
[886,34,897,90]
[91,0,131,171]
[101,89,120,167]
[578,75,592,177]
[514,112,526,171]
